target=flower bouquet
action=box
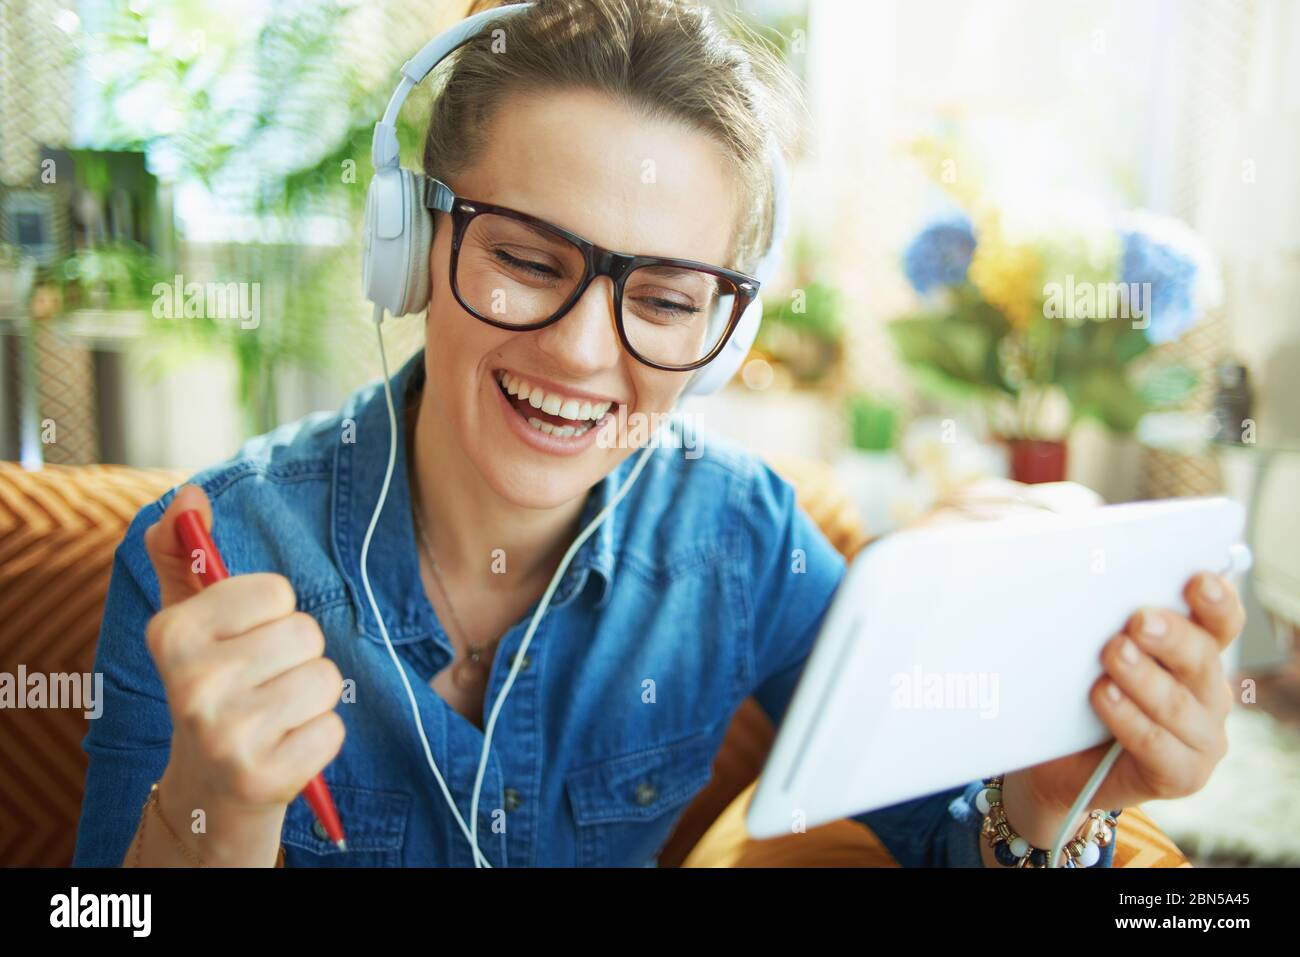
[889,196,1222,482]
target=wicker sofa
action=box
[0,459,1189,867]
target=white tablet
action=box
[746,495,1248,840]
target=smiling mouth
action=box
[494,369,617,438]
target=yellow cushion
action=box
[683,781,1190,868]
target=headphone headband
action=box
[371,4,536,172]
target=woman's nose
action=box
[534,276,624,373]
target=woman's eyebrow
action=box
[497,217,573,247]
[636,265,720,282]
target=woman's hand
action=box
[132,484,347,865]
[1000,570,1245,853]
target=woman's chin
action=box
[476,455,599,511]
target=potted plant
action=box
[888,198,1220,484]
[835,392,910,534]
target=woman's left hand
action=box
[1007,570,1246,844]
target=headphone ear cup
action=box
[362,167,434,317]
[400,170,434,316]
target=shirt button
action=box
[313,820,329,841]
[503,787,523,812]
[512,653,531,671]
[634,782,657,806]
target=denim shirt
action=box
[73,347,1112,868]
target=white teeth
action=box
[498,370,616,428]
[523,418,591,438]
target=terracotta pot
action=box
[1008,438,1068,484]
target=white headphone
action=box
[360,1,789,395]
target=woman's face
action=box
[423,87,741,510]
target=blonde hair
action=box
[423,0,804,275]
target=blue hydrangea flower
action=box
[903,214,976,294]
[1120,230,1199,344]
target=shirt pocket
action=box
[565,731,715,867]
[281,784,410,867]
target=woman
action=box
[74,0,1244,868]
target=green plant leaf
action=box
[1062,367,1148,433]
[1136,363,1199,409]
[1111,323,1153,364]
[847,394,900,451]
[888,314,1006,394]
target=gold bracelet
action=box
[136,782,206,867]
[133,781,286,867]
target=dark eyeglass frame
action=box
[424,177,761,372]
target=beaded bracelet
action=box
[976,775,1119,868]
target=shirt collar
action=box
[332,347,619,643]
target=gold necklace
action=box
[411,493,501,690]
[405,379,501,694]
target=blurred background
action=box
[0,0,1297,865]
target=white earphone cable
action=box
[1048,741,1124,868]
[468,422,666,864]
[361,306,491,867]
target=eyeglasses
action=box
[425,178,761,372]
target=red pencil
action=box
[175,508,348,852]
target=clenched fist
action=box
[129,484,346,865]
